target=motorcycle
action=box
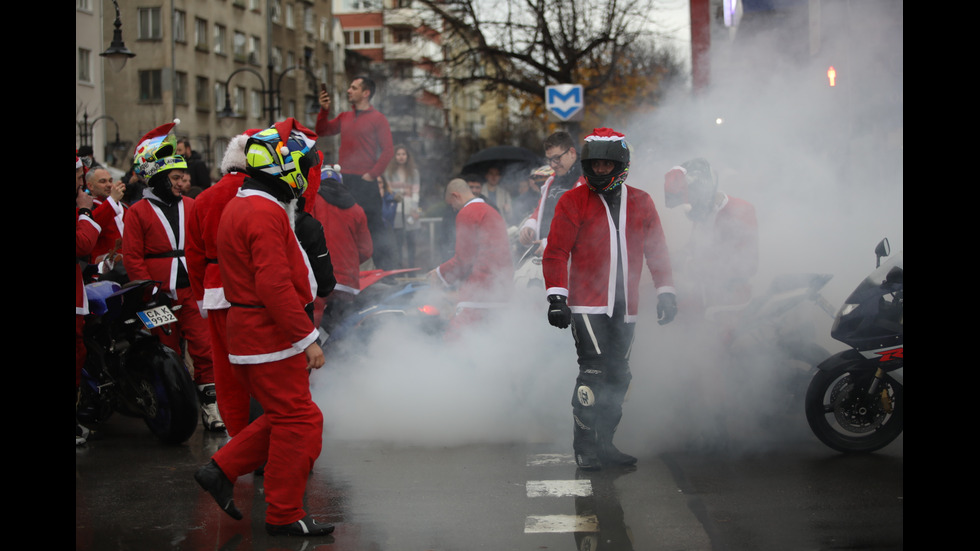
[318,269,447,359]
[805,238,903,453]
[77,279,200,445]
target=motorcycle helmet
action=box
[580,128,630,193]
[679,158,718,221]
[320,163,343,186]
[133,120,187,181]
[245,117,319,199]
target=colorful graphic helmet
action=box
[133,120,187,180]
[580,128,630,193]
[245,118,319,198]
[320,163,343,185]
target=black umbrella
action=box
[461,145,542,177]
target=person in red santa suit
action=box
[663,158,758,320]
[427,178,513,338]
[185,131,257,437]
[308,163,373,334]
[123,121,224,432]
[85,167,127,274]
[76,155,101,445]
[194,118,334,537]
[543,128,678,470]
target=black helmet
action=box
[679,158,718,221]
[580,128,630,193]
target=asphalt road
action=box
[75,411,902,551]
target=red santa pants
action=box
[206,308,251,436]
[211,353,323,525]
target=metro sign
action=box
[546,84,584,121]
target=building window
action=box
[251,90,263,119]
[78,48,92,83]
[249,36,261,65]
[272,47,283,73]
[175,71,188,104]
[196,76,210,110]
[271,0,282,23]
[234,86,246,116]
[214,24,227,55]
[233,31,247,62]
[285,3,295,29]
[174,10,186,43]
[344,28,382,48]
[138,7,162,40]
[139,69,163,101]
[214,82,227,113]
[250,0,262,12]
[76,0,92,11]
[195,18,208,50]
[287,50,296,70]
[304,6,314,33]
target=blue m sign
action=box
[546,84,584,121]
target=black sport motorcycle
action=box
[77,279,200,445]
[805,239,903,453]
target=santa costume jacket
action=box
[311,179,373,295]
[436,198,513,307]
[76,209,101,315]
[186,171,246,310]
[123,191,194,295]
[543,184,675,323]
[217,186,319,364]
[90,196,126,263]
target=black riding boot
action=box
[573,416,601,470]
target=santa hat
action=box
[663,166,688,208]
[584,127,626,142]
[133,119,187,178]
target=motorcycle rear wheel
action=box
[805,368,903,453]
[126,342,200,445]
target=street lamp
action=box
[218,65,320,127]
[100,0,136,72]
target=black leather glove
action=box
[547,294,572,329]
[657,293,677,325]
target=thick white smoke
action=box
[313,1,901,455]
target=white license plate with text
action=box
[137,305,178,329]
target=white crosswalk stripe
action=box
[524,453,597,534]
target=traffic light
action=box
[827,66,837,87]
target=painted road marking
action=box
[526,453,575,467]
[525,514,599,533]
[525,454,597,534]
[526,479,592,498]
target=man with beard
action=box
[124,121,223,433]
[543,128,677,470]
[519,131,586,255]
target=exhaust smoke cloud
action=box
[313,0,902,455]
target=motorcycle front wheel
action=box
[804,368,903,453]
[126,341,200,445]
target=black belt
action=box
[146,250,185,259]
[206,257,218,264]
[230,303,265,309]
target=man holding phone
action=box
[316,77,395,268]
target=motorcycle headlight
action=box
[838,303,859,317]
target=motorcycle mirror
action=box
[875,238,890,268]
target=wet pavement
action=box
[76,411,902,550]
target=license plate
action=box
[137,305,178,329]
